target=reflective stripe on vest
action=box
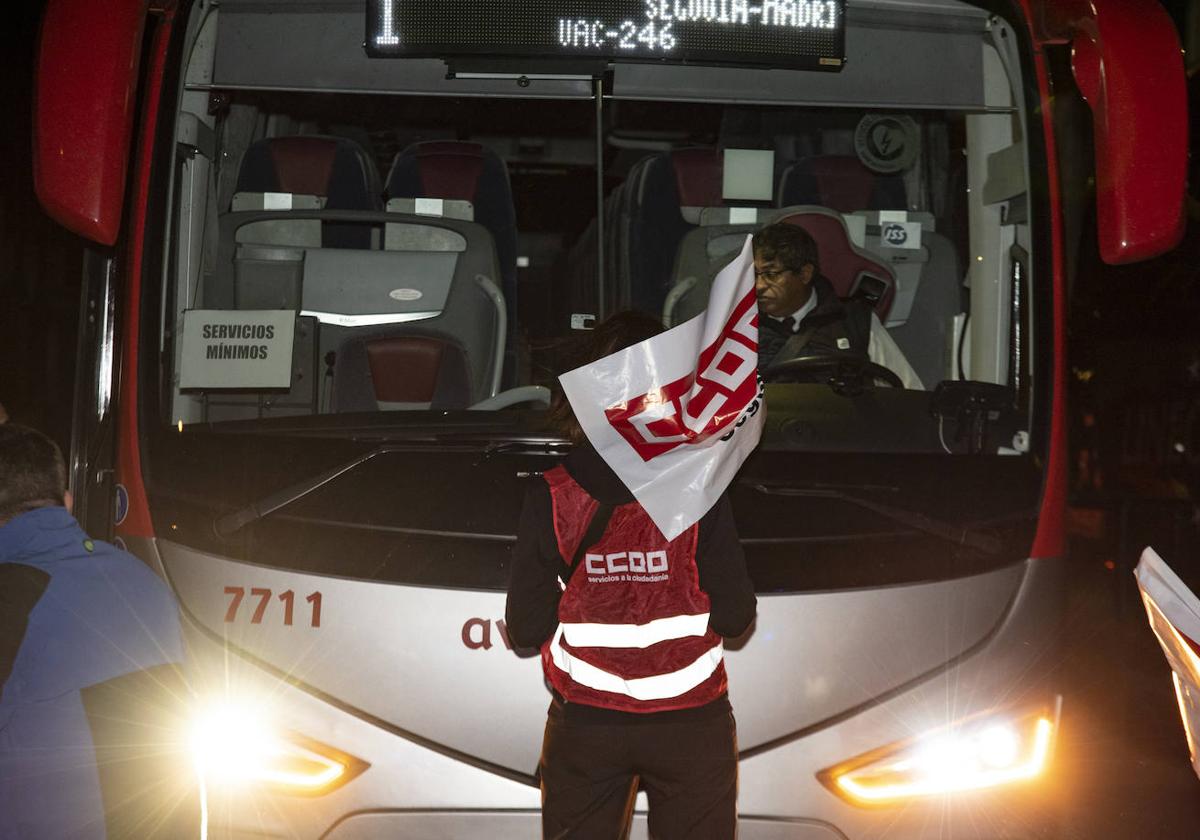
[548,625,724,701]
[542,465,725,709]
[561,612,711,649]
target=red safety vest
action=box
[539,465,727,713]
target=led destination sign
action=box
[366,0,845,69]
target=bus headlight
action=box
[820,704,1058,806]
[190,700,365,796]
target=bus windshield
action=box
[159,0,1038,458]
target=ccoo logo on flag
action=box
[604,291,760,462]
[559,235,765,540]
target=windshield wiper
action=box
[214,445,399,539]
[213,436,568,538]
[478,438,568,461]
[749,480,1003,555]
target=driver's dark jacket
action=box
[757,274,871,371]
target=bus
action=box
[35,0,1185,836]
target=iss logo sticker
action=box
[880,221,922,250]
[854,114,919,174]
[882,223,908,246]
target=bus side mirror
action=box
[1041,0,1187,265]
[34,0,150,246]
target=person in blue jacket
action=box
[0,424,198,839]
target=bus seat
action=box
[288,221,505,412]
[663,218,756,326]
[847,209,940,328]
[621,148,728,314]
[576,146,766,319]
[776,208,896,321]
[668,147,726,222]
[880,231,962,387]
[385,141,518,315]
[234,135,382,248]
[663,206,896,329]
[332,333,472,411]
[776,155,907,213]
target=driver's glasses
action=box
[754,264,793,286]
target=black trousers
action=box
[539,697,738,840]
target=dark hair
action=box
[0,424,67,524]
[752,222,820,276]
[550,310,666,444]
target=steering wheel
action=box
[763,353,904,390]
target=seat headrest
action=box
[385,140,518,309]
[667,148,774,223]
[367,335,470,407]
[333,333,471,412]
[235,135,381,210]
[386,141,498,203]
[670,148,724,208]
[778,155,906,214]
[776,208,896,320]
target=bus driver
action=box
[752,222,924,389]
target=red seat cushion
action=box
[366,336,448,403]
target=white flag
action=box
[560,236,764,540]
[1135,546,1200,781]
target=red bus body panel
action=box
[114,14,175,540]
[1036,0,1187,264]
[1020,0,1187,556]
[34,0,150,246]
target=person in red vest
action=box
[506,310,757,839]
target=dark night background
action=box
[5,1,1200,836]
[0,1,87,449]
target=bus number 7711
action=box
[223,586,323,628]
